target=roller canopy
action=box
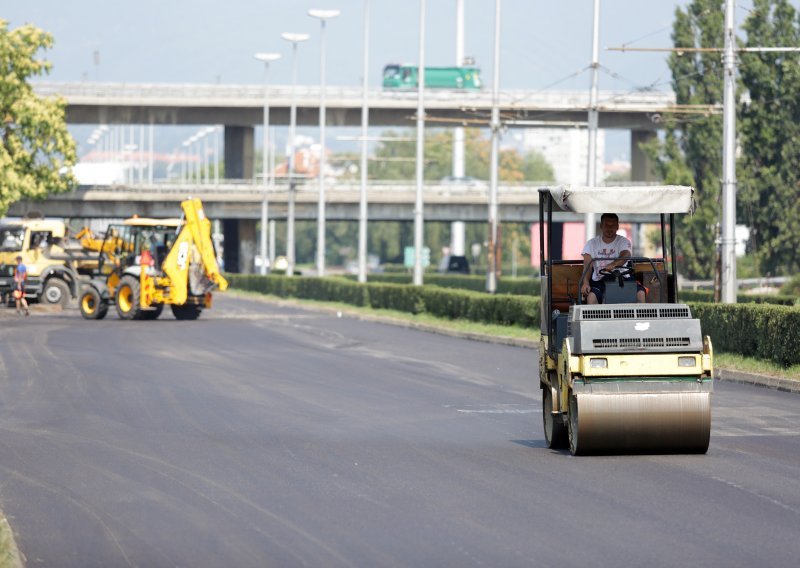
[545,185,695,214]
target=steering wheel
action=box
[599,266,633,278]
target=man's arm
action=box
[581,253,593,297]
[605,249,631,271]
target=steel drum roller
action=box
[569,391,710,454]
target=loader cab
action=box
[96,219,181,276]
[538,186,690,359]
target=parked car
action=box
[438,255,470,274]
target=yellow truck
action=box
[79,198,227,320]
[0,215,98,307]
[537,186,713,455]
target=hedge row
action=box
[227,274,540,328]
[343,273,540,296]
[226,275,799,367]
[689,302,800,367]
[680,289,797,306]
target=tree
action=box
[738,0,800,275]
[0,20,77,216]
[643,1,724,279]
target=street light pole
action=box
[720,0,737,303]
[309,9,340,278]
[358,0,370,284]
[585,0,600,240]
[487,0,501,293]
[413,0,426,286]
[281,32,310,278]
[254,52,281,276]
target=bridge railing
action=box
[32,81,676,111]
[77,178,658,196]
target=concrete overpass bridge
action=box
[33,81,696,180]
[8,180,557,222]
[9,180,662,223]
[8,180,659,273]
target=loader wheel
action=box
[80,287,108,320]
[171,304,202,320]
[543,387,568,450]
[141,303,164,320]
[568,394,582,456]
[42,278,71,308]
[115,275,142,320]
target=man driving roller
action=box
[580,213,645,304]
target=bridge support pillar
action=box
[221,219,257,273]
[224,126,255,180]
[631,130,657,182]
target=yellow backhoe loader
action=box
[79,198,227,320]
[538,186,713,455]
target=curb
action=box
[716,368,800,393]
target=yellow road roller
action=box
[537,185,713,455]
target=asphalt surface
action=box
[0,295,799,567]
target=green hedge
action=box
[680,289,797,305]
[227,274,539,327]
[689,302,800,367]
[226,275,798,367]
[344,273,540,296]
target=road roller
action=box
[537,185,714,455]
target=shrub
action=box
[689,302,800,367]
[344,273,540,296]
[680,289,796,306]
[780,274,800,297]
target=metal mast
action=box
[720,0,737,303]
[487,0,501,293]
[585,0,600,239]
[413,0,426,286]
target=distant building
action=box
[522,128,605,185]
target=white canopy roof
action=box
[547,185,695,214]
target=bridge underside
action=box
[67,105,661,131]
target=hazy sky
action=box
[6,0,707,90]
[3,1,768,161]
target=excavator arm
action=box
[161,198,228,305]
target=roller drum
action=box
[568,391,710,454]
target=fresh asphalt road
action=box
[0,295,798,567]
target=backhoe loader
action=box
[538,185,713,455]
[79,198,227,320]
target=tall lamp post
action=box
[357,0,370,283]
[309,9,340,277]
[413,0,427,286]
[585,0,601,240]
[254,52,282,275]
[487,0,501,293]
[281,32,310,277]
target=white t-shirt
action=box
[582,234,632,281]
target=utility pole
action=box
[720,0,737,303]
[451,0,466,260]
[585,0,600,240]
[487,0,501,293]
[357,0,370,283]
[413,0,426,286]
